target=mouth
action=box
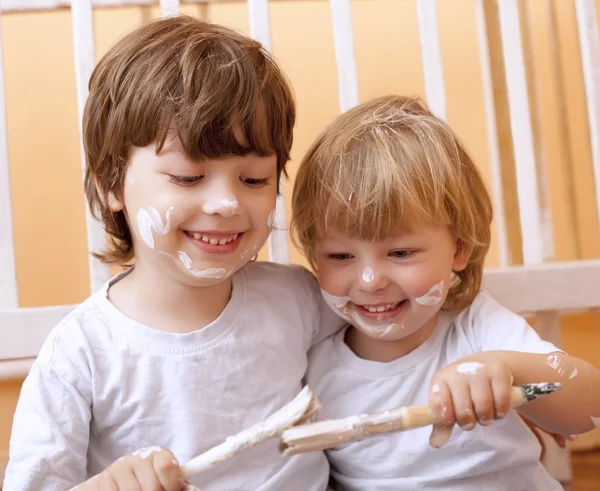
[354,300,406,320]
[184,230,244,254]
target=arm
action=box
[428,350,600,439]
[493,350,600,434]
[3,365,91,490]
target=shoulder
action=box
[239,261,320,297]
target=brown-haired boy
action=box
[4,16,341,490]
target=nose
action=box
[357,265,389,292]
[201,183,240,218]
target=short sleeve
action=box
[458,291,561,354]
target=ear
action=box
[452,238,472,272]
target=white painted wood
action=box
[483,259,600,314]
[247,0,289,264]
[0,358,34,381]
[330,0,359,113]
[160,0,180,17]
[575,0,600,227]
[0,0,209,11]
[496,0,544,265]
[71,0,112,293]
[0,16,19,309]
[416,0,446,121]
[248,0,272,51]
[474,0,509,267]
[0,305,76,360]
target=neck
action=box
[108,261,233,333]
[345,311,441,363]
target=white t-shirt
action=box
[4,262,343,491]
[306,291,563,491]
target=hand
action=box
[74,447,187,491]
[428,353,514,433]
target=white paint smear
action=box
[415,280,444,306]
[362,266,375,283]
[547,354,565,377]
[457,362,484,375]
[137,206,177,249]
[432,383,441,394]
[592,416,600,428]
[267,209,275,229]
[569,368,578,380]
[132,446,163,459]
[203,197,239,216]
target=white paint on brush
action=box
[415,280,444,306]
[457,362,484,375]
[362,266,375,283]
[137,206,177,249]
[132,446,163,459]
[569,367,579,380]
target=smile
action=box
[188,232,239,245]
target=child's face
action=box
[315,221,468,341]
[108,136,277,285]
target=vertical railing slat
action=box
[475,0,509,267]
[575,0,600,228]
[416,0,446,121]
[71,0,111,292]
[159,0,179,17]
[330,0,359,113]
[0,15,19,308]
[496,0,545,265]
[247,0,289,264]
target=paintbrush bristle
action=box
[519,382,562,402]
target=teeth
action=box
[190,233,239,245]
[366,303,397,313]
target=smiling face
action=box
[315,219,469,341]
[108,136,277,286]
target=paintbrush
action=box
[279,382,562,456]
[180,385,320,479]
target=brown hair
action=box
[291,95,493,311]
[84,15,295,264]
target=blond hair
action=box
[291,95,492,311]
[84,16,295,265]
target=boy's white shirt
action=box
[3,262,343,491]
[306,291,563,491]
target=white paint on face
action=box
[362,266,375,283]
[267,209,276,229]
[321,289,408,340]
[202,196,239,217]
[547,354,565,377]
[178,251,192,269]
[457,362,484,375]
[132,446,163,459]
[137,206,177,249]
[592,416,600,427]
[415,280,444,306]
[569,367,579,380]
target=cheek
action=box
[317,263,351,296]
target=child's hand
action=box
[74,447,187,490]
[428,353,514,432]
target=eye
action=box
[326,253,354,261]
[169,175,203,186]
[242,177,269,188]
[389,249,414,259]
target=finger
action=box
[469,375,495,426]
[448,379,476,430]
[552,434,568,449]
[132,458,163,491]
[429,380,455,426]
[490,369,512,419]
[152,449,185,491]
[429,423,454,448]
[102,458,140,491]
